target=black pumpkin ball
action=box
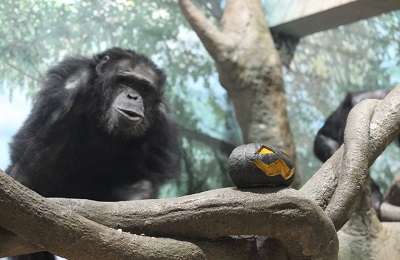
[228,143,295,187]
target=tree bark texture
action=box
[337,176,400,259]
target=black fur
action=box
[8,48,180,259]
[314,89,389,161]
[7,48,180,260]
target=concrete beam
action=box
[268,0,400,38]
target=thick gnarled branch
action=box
[0,173,338,259]
[302,84,400,230]
[0,172,205,259]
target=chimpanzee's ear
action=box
[95,55,110,76]
[158,102,168,116]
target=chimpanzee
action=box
[7,47,180,260]
[314,89,389,218]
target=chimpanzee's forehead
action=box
[115,59,158,87]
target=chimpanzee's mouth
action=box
[115,108,143,122]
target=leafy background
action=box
[0,0,399,197]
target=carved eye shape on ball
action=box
[257,146,275,155]
[251,146,294,180]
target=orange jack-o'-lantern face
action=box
[228,143,295,187]
[251,146,294,180]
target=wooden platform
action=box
[268,0,400,37]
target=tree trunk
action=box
[178,0,299,186]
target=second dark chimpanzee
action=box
[7,48,180,260]
[314,89,390,218]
